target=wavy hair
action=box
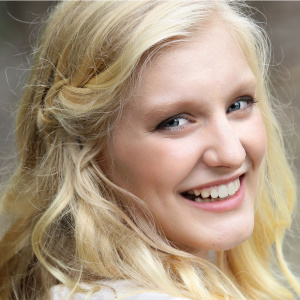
[0,1,299,299]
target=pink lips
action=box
[183,175,245,212]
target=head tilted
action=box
[0,1,298,300]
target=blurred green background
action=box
[0,1,299,280]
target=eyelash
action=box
[156,96,258,131]
[226,96,257,113]
[156,114,191,131]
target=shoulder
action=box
[50,280,191,300]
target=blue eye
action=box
[227,97,257,113]
[156,115,189,130]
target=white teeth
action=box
[210,187,218,199]
[194,189,200,196]
[185,177,241,200]
[228,182,236,195]
[218,184,229,198]
[201,190,210,198]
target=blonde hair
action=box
[0,1,299,299]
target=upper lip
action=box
[181,173,245,193]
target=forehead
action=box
[130,21,256,111]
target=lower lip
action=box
[183,176,245,212]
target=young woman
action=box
[0,1,299,299]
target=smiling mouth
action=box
[181,176,242,203]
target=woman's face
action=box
[106,21,267,254]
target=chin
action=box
[211,222,254,251]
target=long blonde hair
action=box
[0,1,299,299]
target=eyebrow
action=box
[141,99,196,120]
[140,75,257,120]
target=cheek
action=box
[110,133,199,192]
[239,111,267,166]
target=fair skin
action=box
[106,21,267,254]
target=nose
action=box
[202,118,246,169]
